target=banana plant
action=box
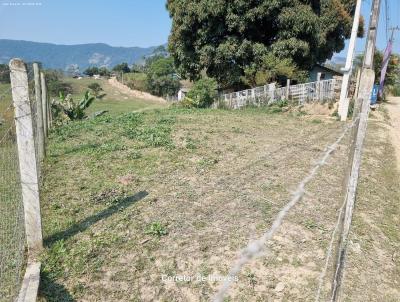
[52,90,95,121]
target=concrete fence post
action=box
[9,58,43,253]
[353,69,362,101]
[286,79,291,100]
[40,71,48,138]
[316,72,322,101]
[33,63,45,160]
[49,98,54,128]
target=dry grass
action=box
[38,105,354,301]
[37,105,400,301]
[339,111,400,301]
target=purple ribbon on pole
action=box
[379,40,393,97]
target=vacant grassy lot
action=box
[64,78,166,116]
[37,105,348,301]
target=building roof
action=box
[314,64,344,76]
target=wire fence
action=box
[0,61,47,302]
[29,68,41,177]
[213,115,359,302]
[0,58,374,301]
[0,69,26,301]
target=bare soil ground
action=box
[339,102,400,301]
[108,77,166,103]
[386,97,400,169]
[37,104,400,301]
[65,78,166,116]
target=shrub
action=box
[84,67,99,77]
[88,82,103,98]
[186,78,218,108]
[112,62,130,74]
[45,70,73,97]
[146,75,180,97]
[392,86,400,97]
[176,97,197,108]
[126,73,147,91]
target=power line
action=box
[384,0,390,41]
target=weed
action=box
[231,126,242,134]
[145,222,168,237]
[198,157,219,169]
[98,141,127,153]
[311,119,322,124]
[347,99,355,118]
[304,219,318,230]
[246,272,257,289]
[292,257,302,267]
[128,150,142,159]
[185,137,198,149]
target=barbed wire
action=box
[315,115,361,301]
[213,116,360,302]
[314,190,348,301]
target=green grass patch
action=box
[64,78,165,116]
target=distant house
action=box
[309,64,343,82]
[178,88,190,101]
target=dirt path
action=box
[386,96,400,170]
[108,77,167,103]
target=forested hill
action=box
[0,39,162,70]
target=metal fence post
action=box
[9,59,43,253]
[33,63,45,160]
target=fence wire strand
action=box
[213,116,359,302]
[28,70,41,177]
[0,73,26,301]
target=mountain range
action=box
[0,39,162,71]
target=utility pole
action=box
[331,0,381,300]
[338,0,362,121]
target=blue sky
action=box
[338,0,400,58]
[0,0,399,56]
[0,0,172,47]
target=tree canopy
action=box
[113,62,131,73]
[167,0,360,88]
[44,70,73,97]
[355,50,400,86]
[84,66,111,77]
[145,57,180,97]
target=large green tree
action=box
[355,50,400,86]
[167,0,359,88]
[145,57,181,96]
[113,62,131,73]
